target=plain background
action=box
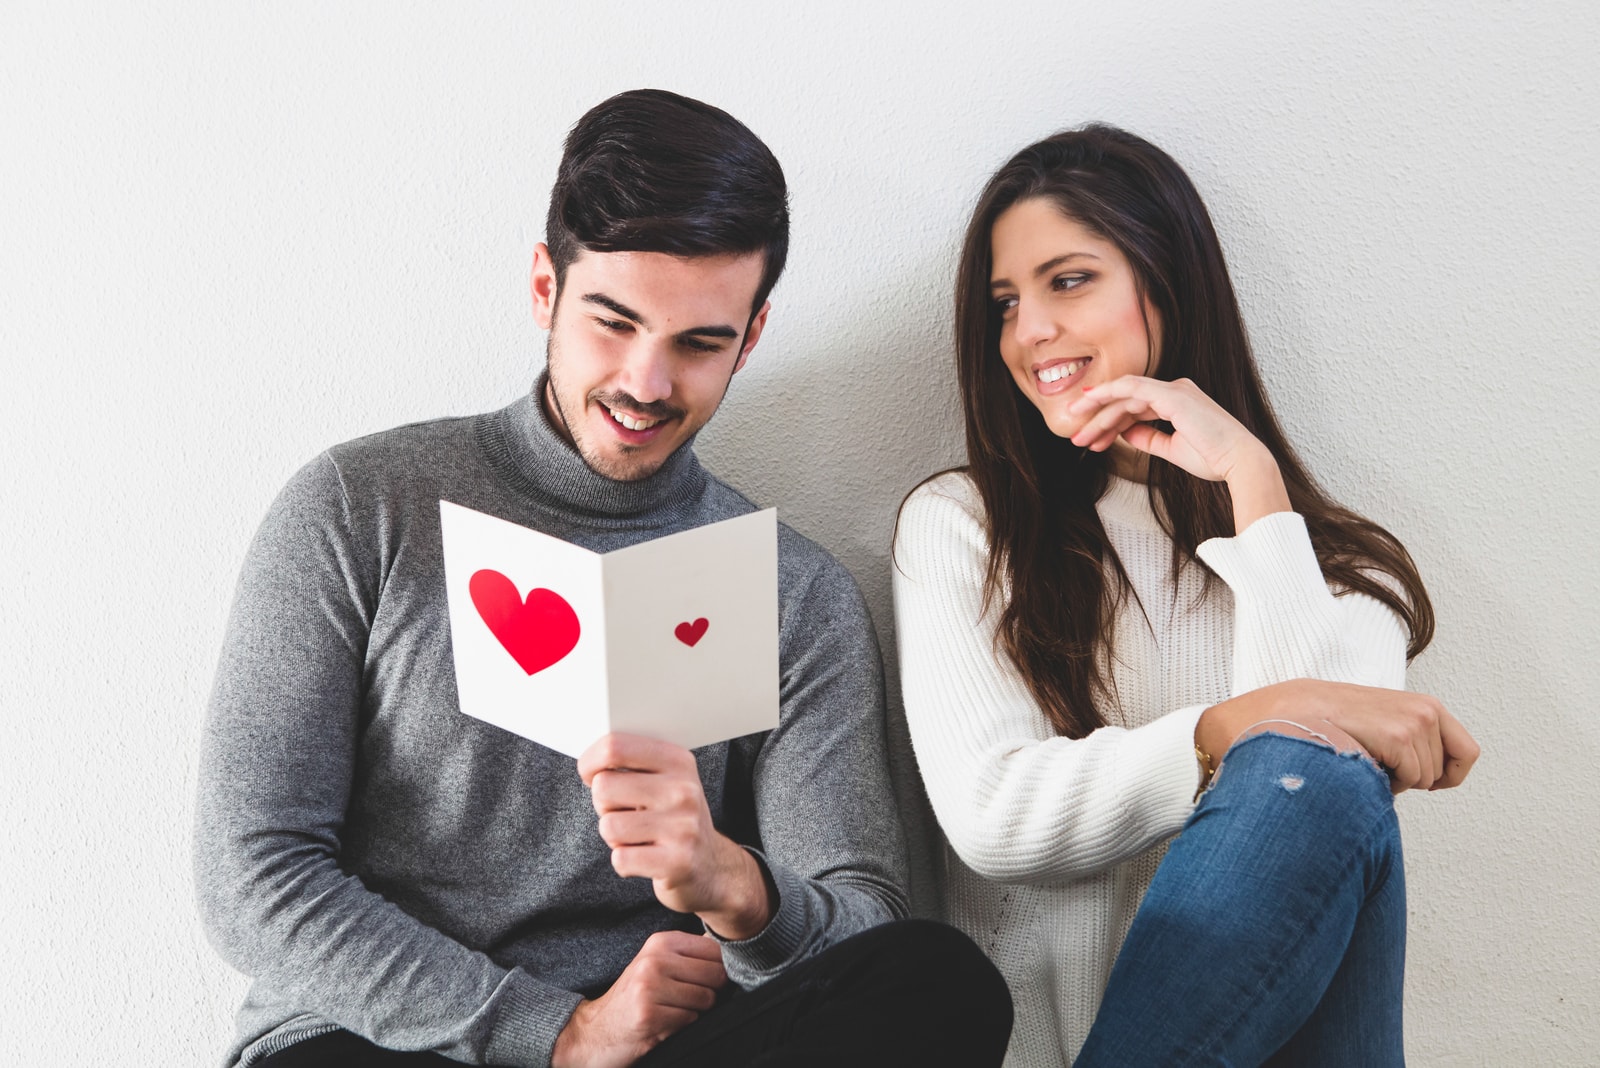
[3,2,1596,1064]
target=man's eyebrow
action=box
[581,293,647,325]
[990,251,1102,290]
[581,291,739,341]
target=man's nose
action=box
[616,343,674,405]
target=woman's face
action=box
[989,197,1161,442]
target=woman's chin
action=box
[1040,410,1086,441]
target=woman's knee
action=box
[1211,729,1394,825]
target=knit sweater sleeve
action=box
[1195,511,1408,692]
[195,455,577,1068]
[709,545,909,986]
[892,476,1203,884]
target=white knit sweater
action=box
[892,472,1407,1066]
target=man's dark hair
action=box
[545,89,790,316]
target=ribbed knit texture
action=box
[892,472,1407,1066]
[197,386,907,1067]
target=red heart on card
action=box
[469,569,581,675]
[674,618,709,647]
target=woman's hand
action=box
[1068,376,1290,531]
[1197,679,1481,794]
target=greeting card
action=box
[439,501,780,757]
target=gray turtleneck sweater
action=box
[195,390,908,1067]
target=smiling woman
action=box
[892,124,1480,1066]
[988,198,1160,451]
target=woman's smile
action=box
[989,196,1160,440]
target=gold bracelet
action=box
[1194,744,1216,799]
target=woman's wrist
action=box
[1224,446,1290,533]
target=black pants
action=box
[256,919,1012,1067]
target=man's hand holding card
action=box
[579,733,775,938]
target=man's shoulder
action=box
[257,411,493,556]
[320,412,484,489]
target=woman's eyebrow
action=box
[990,251,1101,289]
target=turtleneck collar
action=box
[1096,474,1169,533]
[475,374,710,520]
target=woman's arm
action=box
[1198,511,1408,692]
[1067,376,1478,790]
[893,476,1204,884]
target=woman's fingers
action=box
[1070,375,1264,482]
[1117,421,1178,462]
[1070,395,1158,449]
[1432,707,1480,790]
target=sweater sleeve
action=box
[1195,511,1408,693]
[892,477,1203,885]
[709,548,909,986]
[194,455,578,1068]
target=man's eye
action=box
[682,339,723,354]
[596,318,631,333]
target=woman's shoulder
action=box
[900,469,985,524]
[894,470,990,575]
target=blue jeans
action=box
[1075,732,1406,1067]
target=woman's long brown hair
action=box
[943,125,1433,739]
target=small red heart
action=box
[469,569,581,675]
[674,618,709,647]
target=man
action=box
[196,89,1010,1067]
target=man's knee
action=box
[852,919,1012,1018]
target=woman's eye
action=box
[994,295,1018,316]
[1052,273,1090,292]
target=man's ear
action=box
[530,243,558,330]
[733,300,771,375]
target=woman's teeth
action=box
[1037,361,1082,384]
[607,406,663,432]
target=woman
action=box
[892,125,1479,1067]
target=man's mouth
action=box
[604,404,666,432]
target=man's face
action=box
[532,244,769,482]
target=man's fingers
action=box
[592,770,704,815]
[633,933,728,991]
[598,811,660,848]
[643,931,727,962]
[661,957,728,993]
[578,732,695,784]
[610,843,675,879]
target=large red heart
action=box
[469,569,581,675]
[674,617,709,647]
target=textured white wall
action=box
[4,1,1596,1063]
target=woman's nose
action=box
[1012,296,1058,346]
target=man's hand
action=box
[578,733,775,939]
[550,931,726,1068]
[1197,679,1480,793]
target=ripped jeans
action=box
[1075,732,1406,1067]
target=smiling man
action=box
[195,90,1010,1068]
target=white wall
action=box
[4,1,1596,1063]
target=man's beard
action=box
[543,336,687,483]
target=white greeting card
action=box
[438,500,780,757]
